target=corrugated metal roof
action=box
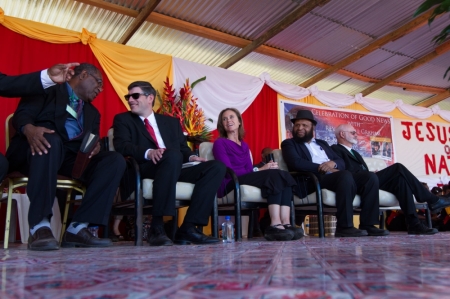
[344,0,424,37]
[1,0,449,110]
[154,0,299,40]
[367,86,434,105]
[229,52,322,85]
[327,78,372,95]
[397,54,450,89]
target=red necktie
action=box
[144,118,160,149]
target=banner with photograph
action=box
[279,100,395,165]
[394,118,450,183]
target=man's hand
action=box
[47,62,80,83]
[190,155,207,162]
[88,141,101,158]
[260,161,279,171]
[22,124,55,155]
[318,161,337,174]
[147,148,165,164]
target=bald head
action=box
[335,124,357,147]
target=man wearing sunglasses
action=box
[7,63,125,250]
[113,81,226,246]
[332,123,450,235]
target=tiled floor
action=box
[2,232,450,298]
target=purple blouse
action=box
[213,138,253,196]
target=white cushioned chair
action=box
[107,128,210,246]
[199,142,294,241]
[276,150,431,236]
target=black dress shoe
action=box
[147,225,173,246]
[359,225,390,236]
[408,222,438,235]
[264,225,294,241]
[28,227,59,251]
[429,197,450,213]
[335,226,368,237]
[61,228,112,248]
[283,224,304,240]
[174,227,220,245]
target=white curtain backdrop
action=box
[172,58,450,125]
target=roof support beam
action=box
[360,40,450,96]
[416,90,450,107]
[118,0,161,44]
[218,0,330,69]
[299,9,435,88]
[74,0,446,95]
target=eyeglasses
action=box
[88,73,103,87]
[344,131,357,135]
[124,93,149,101]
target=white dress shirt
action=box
[40,69,56,89]
[304,138,330,164]
[141,113,167,160]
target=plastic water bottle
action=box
[222,216,235,243]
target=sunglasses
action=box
[124,93,149,101]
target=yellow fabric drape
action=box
[0,7,172,108]
[89,39,172,108]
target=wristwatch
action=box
[253,167,259,172]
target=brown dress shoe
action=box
[61,228,112,248]
[28,227,59,251]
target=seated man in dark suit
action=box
[1,63,79,184]
[281,110,388,237]
[332,123,450,234]
[113,81,226,246]
[7,63,126,251]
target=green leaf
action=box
[191,76,206,90]
[414,0,443,17]
[444,66,450,80]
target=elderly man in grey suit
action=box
[332,123,450,234]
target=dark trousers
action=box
[376,163,438,215]
[139,149,226,226]
[320,170,379,228]
[12,134,126,228]
[0,153,7,182]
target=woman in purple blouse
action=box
[213,108,303,241]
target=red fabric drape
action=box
[209,85,279,163]
[0,26,127,154]
[242,84,279,162]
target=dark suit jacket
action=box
[281,138,345,179]
[6,83,100,168]
[112,112,194,165]
[331,144,368,173]
[0,71,44,98]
